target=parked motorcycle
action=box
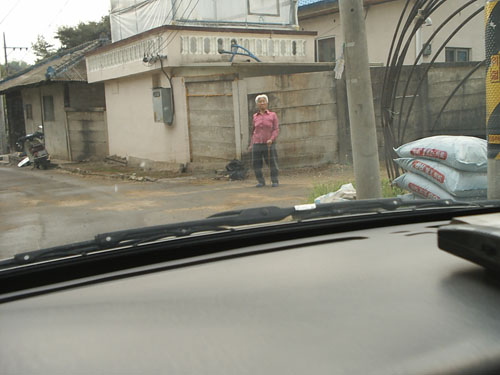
[16,126,50,169]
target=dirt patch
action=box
[59,161,189,179]
[57,200,92,208]
[279,164,357,184]
[53,161,390,199]
[56,160,359,184]
[93,200,159,212]
[124,190,178,198]
[20,199,43,207]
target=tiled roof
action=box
[0,40,104,93]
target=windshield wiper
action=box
[0,206,294,269]
[0,199,496,270]
[291,198,492,221]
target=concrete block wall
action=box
[67,110,109,161]
[426,63,485,138]
[186,79,236,162]
[179,63,486,169]
[369,63,486,164]
[244,71,338,167]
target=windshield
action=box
[0,0,496,260]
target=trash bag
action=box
[225,159,247,180]
[314,183,356,204]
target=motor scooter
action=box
[16,126,50,169]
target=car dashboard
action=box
[2,216,500,375]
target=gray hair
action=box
[255,94,268,104]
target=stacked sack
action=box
[392,136,487,200]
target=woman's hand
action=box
[267,139,272,146]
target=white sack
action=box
[394,136,487,172]
[393,173,456,200]
[394,158,487,197]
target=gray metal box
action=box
[152,87,173,125]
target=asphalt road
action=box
[0,166,312,259]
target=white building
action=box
[86,0,322,167]
[298,0,484,65]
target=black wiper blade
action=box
[94,206,294,247]
[0,199,496,270]
[0,206,294,269]
[291,198,493,221]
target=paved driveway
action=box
[0,166,313,259]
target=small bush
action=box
[381,178,406,198]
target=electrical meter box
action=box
[152,87,173,125]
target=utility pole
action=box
[3,33,8,77]
[2,33,29,78]
[338,0,382,199]
[486,0,500,199]
[1,33,8,154]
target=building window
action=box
[25,104,33,120]
[316,37,336,62]
[43,95,55,121]
[445,47,470,62]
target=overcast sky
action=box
[1,0,111,65]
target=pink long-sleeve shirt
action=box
[250,110,279,146]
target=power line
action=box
[150,0,188,54]
[152,0,194,54]
[17,0,75,62]
[45,0,74,31]
[0,0,23,26]
[157,0,200,53]
[129,0,185,58]
[167,0,200,47]
[160,0,183,27]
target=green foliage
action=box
[31,35,56,62]
[307,178,407,203]
[0,60,30,77]
[381,178,406,197]
[8,60,29,72]
[29,15,109,64]
[55,16,110,50]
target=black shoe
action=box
[256,183,265,188]
[272,182,279,187]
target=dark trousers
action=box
[252,143,279,184]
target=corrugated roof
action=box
[298,0,336,7]
[0,40,103,94]
[298,0,323,6]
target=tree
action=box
[31,35,56,62]
[0,60,30,77]
[55,15,110,50]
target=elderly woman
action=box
[248,94,280,187]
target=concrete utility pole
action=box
[3,33,8,77]
[2,33,29,78]
[486,0,500,199]
[338,0,382,199]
